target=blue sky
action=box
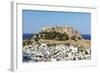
[23,10,91,34]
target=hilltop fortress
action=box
[41,25,83,39]
[28,25,90,49]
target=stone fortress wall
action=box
[41,25,82,38]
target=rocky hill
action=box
[41,25,83,39]
[29,25,90,49]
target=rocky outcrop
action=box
[30,25,90,49]
[41,25,83,39]
[31,25,83,41]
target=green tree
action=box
[62,33,69,40]
[71,35,77,41]
[23,40,32,46]
[77,36,82,40]
[35,38,38,42]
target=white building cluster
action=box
[23,43,91,62]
